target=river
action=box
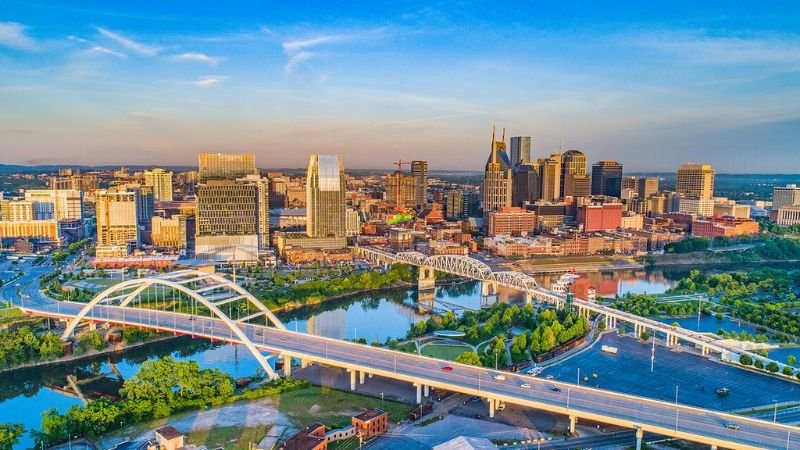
[0,263,794,448]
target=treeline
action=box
[529,310,589,355]
[34,356,308,448]
[665,238,709,254]
[0,327,64,370]
[253,265,413,310]
[51,238,91,264]
[612,293,708,317]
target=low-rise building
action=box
[280,423,327,450]
[775,205,800,226]
[486,207,536,237]
[351,408,388,440]
[577,202,623,232]
[692,215,760,238]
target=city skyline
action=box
[1,1,799,172]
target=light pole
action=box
[577,368,580,386]
[380,392,385,409]
[566,388,570,409]
[495,352,498,370]
[774,401,779,423]
[674,385,679,431]
[650,337,655,373]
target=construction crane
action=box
[392,160,412,210]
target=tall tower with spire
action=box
[482,125,513,218]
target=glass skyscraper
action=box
[306,154,346,238]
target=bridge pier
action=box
[414,383,422,404]
[282,354,292,377]
[418,266,436,291]
[569,415,577,434]
[359,370,366,385]
[423,385,430,397]
[488,398,496,418]
[349,369,357,391]
[524,291,534,305]
[480,280,499,297]
[635,427,644,450]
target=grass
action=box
[0,306,22,321]
[420,343,473,361]
[186,424,269,450]
[272,386,415,429]
[329,437,360,450]
[418,414,444,427]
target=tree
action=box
[783,366,794,376]
[640,330,650,341]
[766,361,780,373]
[755,360,764,370]
[739,354,753,366]
[455,351,482,366]
[0,423,23,450]
[788,355,797,366]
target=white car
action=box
[493,374,506,381]
[520,383,531,389]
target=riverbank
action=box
[0,332,180,375]
[646,252,800,268]
[268,280,415,313]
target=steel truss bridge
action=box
[16,268,800,449]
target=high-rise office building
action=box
[591,161,623,198]
[196,153,268,263]
[24,189,83,221]
[638,177,659,199]
[539,154,562,202]
[198,153,259,182]
[560,150,586,198]
[483,126,513,217]
[144,168,174,202]
[511,164,541,207]
[96,189,139,257]
[510,136,532,166]
[676,163,715,200]
[411,160,428,208]
[773,184,800,209]
[152,215,189,251]
[564,173,591,198]
[386,171,417,209]
[306,154,346,238]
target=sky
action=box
[0,1,799,172]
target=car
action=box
[520,383,531,389]
[441,365,453,371]
[725,423,741,430]
[549,386,561,392]
[493,374,506,381]
[545,375,554,380]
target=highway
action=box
[18,297,800,450]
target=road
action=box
[17,297,800,450]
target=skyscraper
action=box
[96,189,139,258]
[195,153,269,262]
[411,160,428,208]
[773,184,800,209]
[510,136,531,166]
[483,126,513,217]
[144,168,174,202]
[511,164,541,206]
[306,154,346,238]
[24,189,83,221]
[198,153,259,182]
[676,163,715,200]
[591,161,623,198]
[538,154,562,202]
[560,150,587,198]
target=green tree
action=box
[739,354,753,366]
[0,423,24,450]
[788,355,797,366]
[38,333,65,359]
[782,366,794,376]
[455,351,482,366]
[640,330,650,341]
[76,330,105,353]
[755,360,764,370]
[766,361,780,373]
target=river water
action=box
[0,263,794,448]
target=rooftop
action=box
[353,408,387,422]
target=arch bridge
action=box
[61,269,287,379]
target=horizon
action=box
[1,1,799,171]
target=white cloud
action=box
[632,31,800,66]
[281,35,343,74]
[192,75,227,88]
[97,27,160,56]
[0,22,37,50]
[171,52,219,66]
[90,46,126,58]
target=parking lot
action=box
[542,333,800,410]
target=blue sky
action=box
[0,1,798,172]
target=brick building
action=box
[352,409,388,440]
[577,202,623,232]
[691,215,760,238]
[486,207,537,237]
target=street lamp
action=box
[674,385,679,431]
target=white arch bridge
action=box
[17,269,800,449]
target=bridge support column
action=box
[415,384,422,404]
[710,446,717,450]
[301,358,309,368]
[282,354,292,377]
[418,266,436,291]
[488,398,495,418]
[635,427,644,450]
[368,372,373,379]
[359,371,365,385]
[349,370,357,391]
[480,280,498,297]
[665,333,672,346]
[423,385,429,397]
[569,415,577,434]
[525,292,534,305]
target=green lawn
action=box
[187,425,269,450]
[273,386,414,429]
[420,343,473,361]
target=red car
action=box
[441,365,453,371]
